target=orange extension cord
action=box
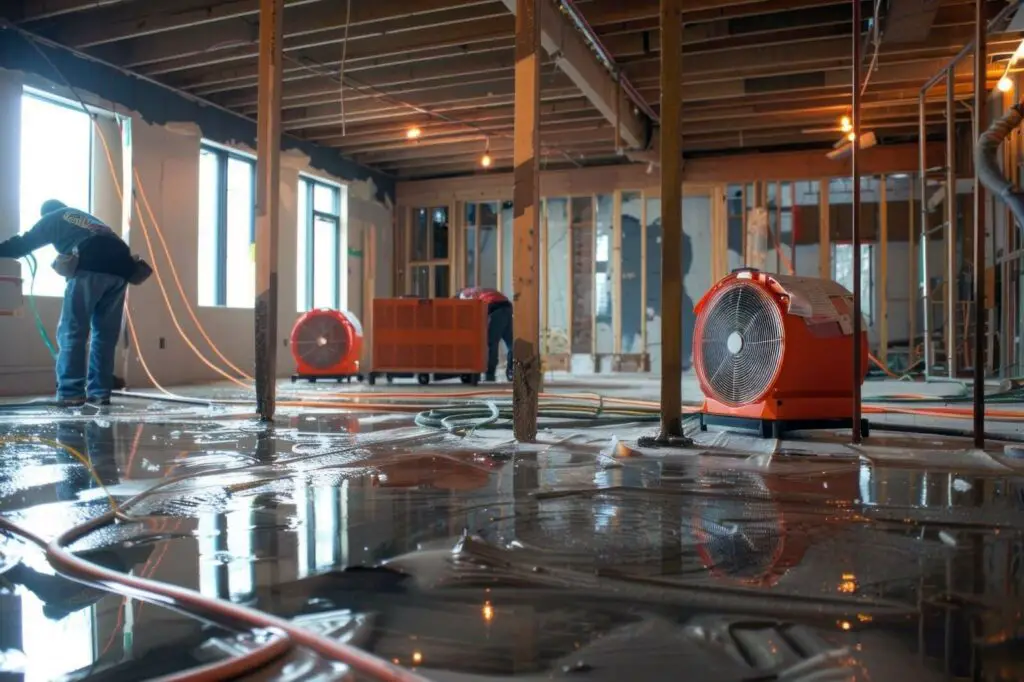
[90,120,1024,423]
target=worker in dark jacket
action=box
[456,287,513,382]
[0,199,151,406]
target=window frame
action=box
[298,174,343,311]
[198,142,256,307]
[19,88,96,298]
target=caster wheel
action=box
[460,374,473,384]
[307,378,316,384]
[386,375,394,384]
[417,374,430,386]
[290,375,297,383]
[367,374,377,386]
[469,373,480,386]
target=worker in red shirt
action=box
[456,287,513,382]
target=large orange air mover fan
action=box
[289,309,364,383]
[694,269,869,438]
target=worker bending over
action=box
[456,287,513,382]
[0,200,151,407]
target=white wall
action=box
[0,68,393,396]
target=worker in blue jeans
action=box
[0,200,151,407]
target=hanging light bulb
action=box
[406,126,422,140]
[840,115,852,133]
[481,138,492,168]
[847,131,857,142]
[999,75,1014,92]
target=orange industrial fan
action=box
[289,309,364,383]
[694,269,869,438]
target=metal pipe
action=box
[919,92,933,376]
[852,0,863,444]
[557,0,660,124]
[972,0,987,447]
[946,68,958,378]
[919,0,1020,93]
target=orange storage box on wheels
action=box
[367,298,487,385]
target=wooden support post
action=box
[945,68,958,378]
[819,180,831,279]
[909,176,917,367]
[512,0,541,442]
[254,0,284,422]
[612,191,623,355]
[919,94,933,376]
[640,195,648,355]
[659,0,684,438]
[851,0,863,443]
[972,0,986,446]
[362,224,376,372]
[879,175,889,366]
[540,198,548,352]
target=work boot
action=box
[505,366,513,382]
[55,396,86,408]
[484,372,497,382]
[86,397,111,407]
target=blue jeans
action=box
[56,272,127,401]
[487,304,513,378]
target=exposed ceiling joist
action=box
[19,0,126,22]
[498,0,648,149]
[113,1,502,70]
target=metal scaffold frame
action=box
[916,0,1015,446]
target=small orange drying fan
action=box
[290,309,364,383]
[693,269,869,438]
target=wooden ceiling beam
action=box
[315,112,607,150]
[35,0,314,48]
[19,0,129,22]
[354,127,615,163]
[140,12,511,77]
[283,83,585,130]
[497,0,648,148]
[212,50,528,111]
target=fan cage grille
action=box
[695,280,785,406]
[294,312,354,370]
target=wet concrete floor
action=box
[0,403,1022,681]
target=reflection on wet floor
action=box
[0,409,1022,681]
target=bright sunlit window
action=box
[832,243,875,324]
[19,90,93,298]
[197,143,255,308]
[296,175,345,312]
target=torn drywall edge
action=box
[0,26,395,206]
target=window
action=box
[297,176,344,311]
[408,206,450,297]
[19,90,94,297]
[197,143,255,308]
[832,243,875,324]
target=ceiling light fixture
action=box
[840,115,852,133]
[406,126,422,140]
[481,139,492,168]
[999,75,1014,92]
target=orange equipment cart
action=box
[367,297,487,385]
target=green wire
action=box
[23,254,58,359]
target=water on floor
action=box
[0,405,1022,681]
